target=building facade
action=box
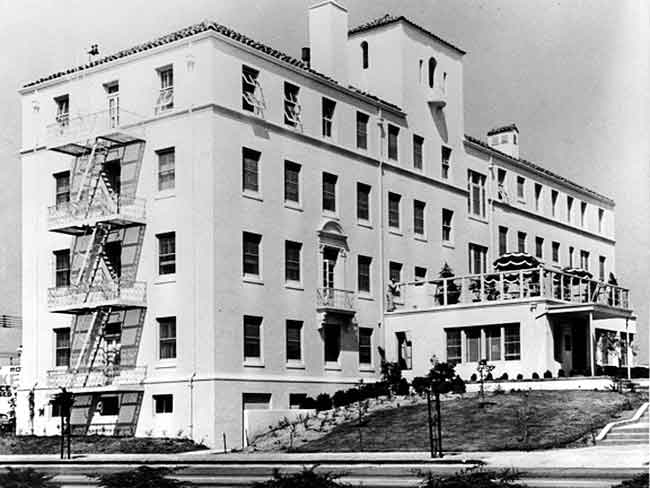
[17,2,634,448]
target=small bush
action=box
[470,373,477,382]
[485,372,494,381]
[253,467,344,487]
[451,375,466,394]
[412,376,431,395]
[516,373,524,381]
[420,467,526,488]
[611,473,649,488]
[557,369,565,378]
[315,393,332,411]
[543,370,553,379]
[493,384,505,395]
[96,466,185,488]
[603,365,621,377]
[300,396,317,409]
[499,373,509,380]
[0,468,57,488]
[631,366,649,379]
[531,372,540,380]
[397,378,410,396]
[331,390,347,408]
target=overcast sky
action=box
[0,0,647,359]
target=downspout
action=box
[188,371,196,437]
[377,110,386,362]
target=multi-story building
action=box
[17,2,635,447]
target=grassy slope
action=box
[297,390,646,452]
[0,435,207,455]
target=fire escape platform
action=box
[48,205,147,234]
[48,283,147,314]
[46,366,147,390]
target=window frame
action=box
[358,327,373,366]
[321,97,336,139]
[242,147,261,195]
[535,236,544,259]
[54,249,71,288]
[446,329,461,365]
[286,320,303,363]
[504,324,521,360]
[157,148,175,192]
[498,226,508,256]
[357,255,372,294]
[284,240,302,284]
[54,171,70,205]
[243,315,263,362]
[388,192,401,230]
[323,324,341,364]
[283,160,301,206]
[413,199,425,237]
[54,328,71,368]
[157,232,176,275]
[468,243,488,274]
[158,317,177,360]
[283,82,301,128]
[468,170,487,219]
[356,182,371,223]
[242,232,262,279]
[441,146,452,180]
[552,241,560,263]
[412,134,424,170]
[356,112,369,150]
[387,124,399,161]
[517,231,527,253]
[516,176,525,200]
[322,172,338,214]
[155,66,174,113]
[442,208,453,243]
[153,394,174,414]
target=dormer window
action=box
[361,41,369,69]
[242,65,265,115]
[283,82,301,128]
[155,66,174,113]
[54,95,69,126]
[428,58,436,88]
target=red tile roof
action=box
[349,14,466,55]
[22,20,403,113]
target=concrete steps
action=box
[599,404,649,446]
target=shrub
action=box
[331,390,347,408]
[485,373,493,381]
[492,384,505,395]
[380,360,403,395]
[0,468,57,488]
[347,388,360,404]
[397,378,410,396]
[631,366,649,379]
[420,467,526,487]
[300,396,317,409]
[252,467,344,487]
[315,393,332,411]
[543,370,553,379]
[412,376,431,395]
[531,372,540,380]
[451,375,466,394]
[611,473,649,488]
[470,373,477,382]
[603,365,621,377]
[96,466,185,488]
[499,373,509,381]
[557,369,565,378]
[516,373,524,381]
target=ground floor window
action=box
[98,395,120,416]
[396,331,412,370]
[465,328,481,362]
[504,324,521,360]
[446,329,461,365]
[324,324,340,363]
[153,394,173,414]
[446,323,521,364]
[359,327,373,365]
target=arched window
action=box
[361,41,369,69]
[428,57,437,88]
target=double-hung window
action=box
[243,232,262,278]
[485,326,501,361]
[284,82,301,128]
[285,240,302,283]
[54,250,70,287]
[517,231,527,253]
[441,146,452,179]
[388,192,401,229]
[286,320,302,362]
[387,124,399,161]
[357,183,371,222]
[54,171,70,205]
[242,65,263,114]
[468,170,486,218]
[413,135,424,170]
[358,255,371,293]
[242,147,261,193]
[359,328,372,365]
[535,236,544,259]
[322,98,336,138]
[55,95,69,126]
[322,172,337,213]
[580,250,590,270]
[413,200,425,236]
[389,261,402,284]
[157,232,176,275]
[504,324,521,360]
[465,328,481,362]
[54,328,70,367]
[498,226,508,255]
[442,209,453,242]
[157,148,175,191]
[468,243,487,274]
[356,112,369,150]
[158,317,177,359]
[552,241,560,263]
[446,329,461,365]
[284,161,301,204]
[244,315,262,360]
[156,66,174,113]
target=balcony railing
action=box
[48,195,146,231]
[46,109,145,152]
[48,279,147,312]
[390,266,630,312]
[316,288,355,314]
[46,366,147,389]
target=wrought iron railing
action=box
[46,109,145,148]
[47,195,146,228]
[316,288,355,312]
[391,266,630,311]
[47,280,147,310]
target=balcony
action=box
[390,266,631,316]
[427,87,447,108]
[46,366,147,389]
[48,196,146,234]
[48,279,147,313]
[46,109,145,156]
[316,288,356,315]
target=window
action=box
[157,232,176,275]
[413,200,425,236]
[387,125,399,161]
[157,148,175,191]
[396,332,412,370]
[54,250,70,287]
[468,170,487,218]
[552,241,560,263]
[580,250,590,270]
[105,81,120,127]
[442,209,453,242]
[154,395,173,414]
[286,320,302,362]
[388,192,401,229]
[567,196,574,223]
[358,255,371,293]
[428,57,436,88]
[54,171,70,205]
[322,172,337,213]
[551,190,558,217]
[415,266,427,281]
[54,328,70,367]
[501,134,508,144]
[356,112,369,150]
[517,232,527,253]
[516,176,525,200]
[158,317,176,359]
[98,396,119,416]
[599,256,606,281]
[413,135,424,170]
[322,98,336,138]
[242,65,263,114]
[485,326,501,361]
[389,261,402,284]
[285,241,302,283]
[289,394,307,409]
[504,324,521,360]
[54,94,70,127]
[468,244,487,274]
[324,324,340,363]
[284,160,301,204]
[242,147,261,193]
[441,146,452,179]
[284,82,301,127]
[465,328,480,362]
[535,236,544,259]
[359,328,372,365]
[156,66,174,113]
[534,183,542,211]
[496,169,507,200]
[361,41,369,69]
[243,232,261,277]
[580,201,587,227]
[598,208,604,233]
[498,226,508,255]
[446,329,461,365]
[244,315,262,360]
[569,246,575,268]
[357,183,371,221]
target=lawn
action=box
[297,390,646,452]
[0,435,208,455]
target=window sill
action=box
[414,235,428,243]
[360,365,375,373]
[324,363,342,372]
[468,215,488,224]
[322,211,339,220]
[388,229,403,237]
[286,361,305,370]
[442,241,455,249]
[244,360,265,368]
[358,294,374,301]
[154,191,176,201]
[242,192,263,203]
[155,275,176,285]
[285,282,304,291]
[284,202,303,212]
[155,360,177,369]
[357,220,373,229]
[243,276,264,286]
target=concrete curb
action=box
[596,402,649,441]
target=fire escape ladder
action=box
[82,306,113,388]
[82,225,112,303]
[74,142,99,204]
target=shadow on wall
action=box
[430,106,448,143]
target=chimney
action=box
[487,124,519,159]
[308,1,348,84]
[301,47,311,67]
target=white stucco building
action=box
[17,2,635,447]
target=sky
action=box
[0,0,647,360]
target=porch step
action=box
[597,402,649,445]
